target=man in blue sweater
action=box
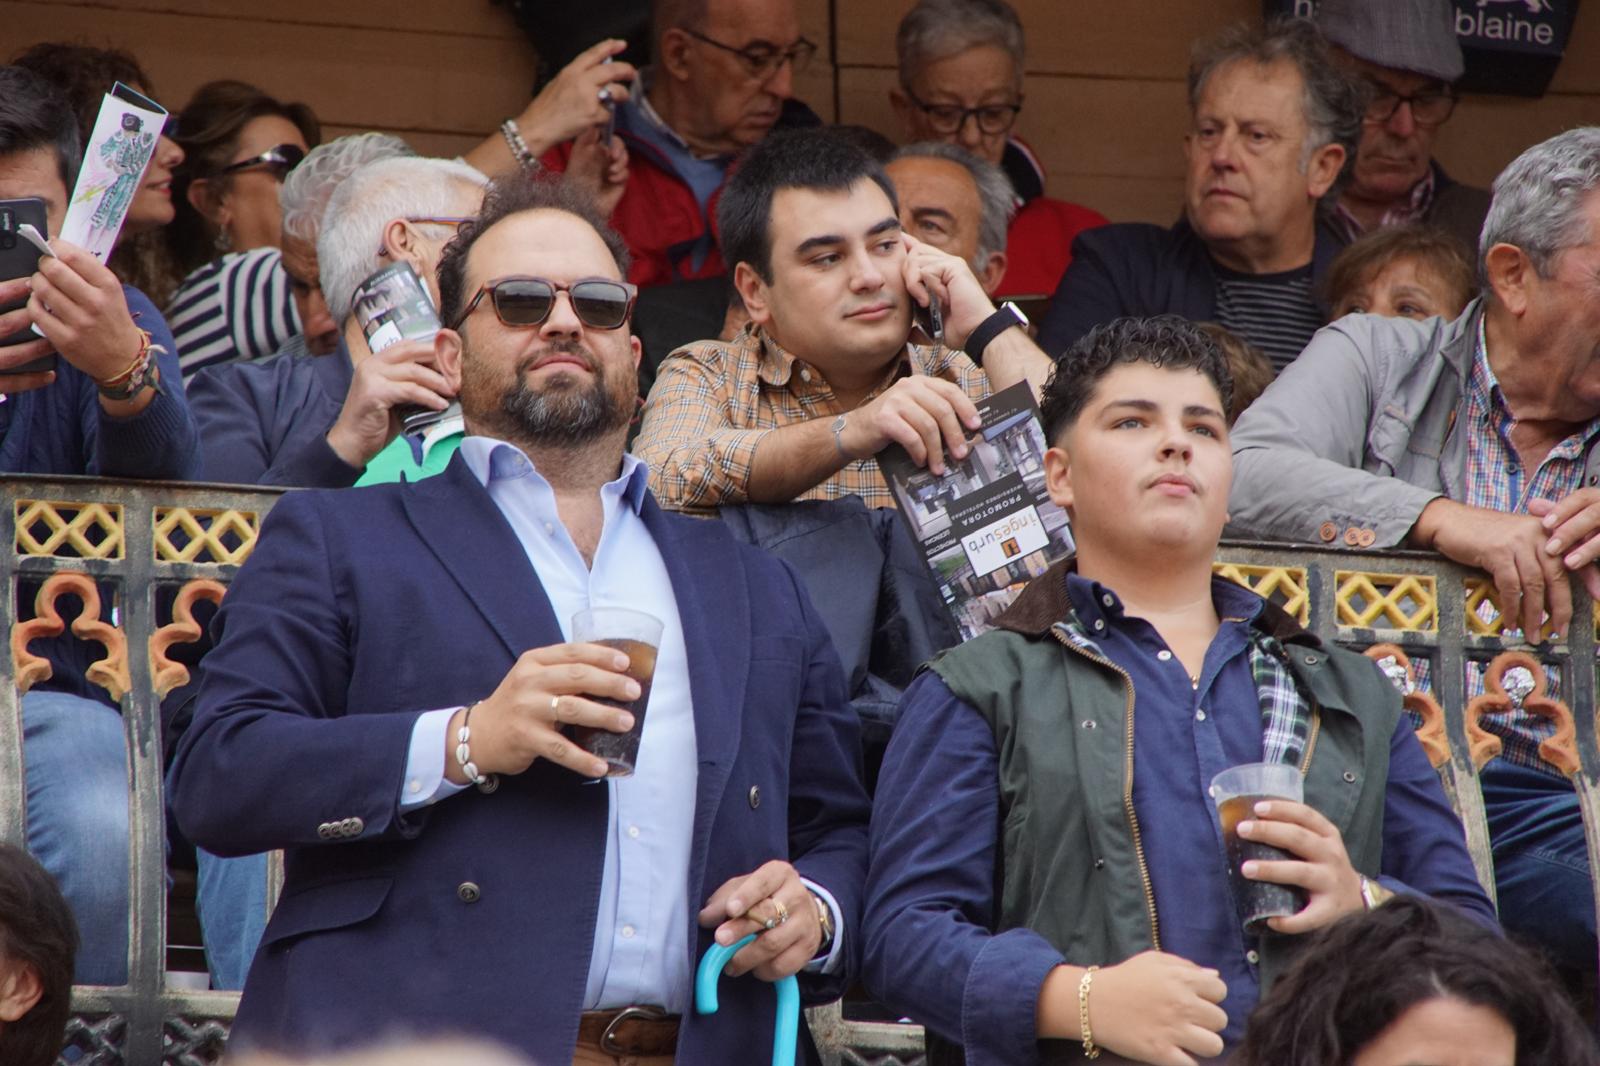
[0,66,198,984]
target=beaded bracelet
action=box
[454,701,488,786]
[500,119,537,171]
[1078,965,1101,1060]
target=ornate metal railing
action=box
[4,474,1597,1066]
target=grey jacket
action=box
[1229,298,1600,547]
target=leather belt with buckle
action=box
[578,1005,681,1056]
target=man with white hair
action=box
[1229,127,1600,971]
[890,0,1106,299]
[278,133,414,357]
[189,150,483,488]
[885,142,1013,296]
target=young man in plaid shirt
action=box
[863,317,1491,1066]
[633,126,1054,514]
[1228,128,1600,975]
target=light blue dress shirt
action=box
[398,437,840,1013]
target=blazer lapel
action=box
[642,497,750,772]
[401,454,562,658]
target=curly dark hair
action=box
[435,171,631,331]
[1039,315,1233,443]
[1235,896,1600,1066]
[0,843,78,1066]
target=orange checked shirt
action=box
[634,323,992,514]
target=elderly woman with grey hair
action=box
[888,0,1107,299]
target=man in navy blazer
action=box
[167,173,870,1064]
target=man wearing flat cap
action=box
[1317,0,1490,250]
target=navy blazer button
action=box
[748,786,761,809]
[316,822,333,839]
[458,882,481,903]
[346,817,364,835]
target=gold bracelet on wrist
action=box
[94,329,152,388]
[1078,965,1101,1060]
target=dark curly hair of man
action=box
[0,843,77,1066]
[1039,315,1234,443]
[1234,895,1600,1066]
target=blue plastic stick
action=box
[694,933,799,1066]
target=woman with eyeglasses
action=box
[164,80,320,378]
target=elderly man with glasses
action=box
[538,0,823,289]
[890,0,1108,300]
[1317,0,1490,251]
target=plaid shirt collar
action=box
[747,322,948,390]
[1055,574,1313,768]
[1333,163,1438,241]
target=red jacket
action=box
[542,131,725,289]
[542,98,821,289]
[995,137,1109,299]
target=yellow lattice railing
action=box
[14,500,124,559]
[1335,570,1438,631]
[1213,563,1310,625]
[153,507,260,565]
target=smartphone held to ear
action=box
[912,295,944,347]
[0,198,57,374]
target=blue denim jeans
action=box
[22,690,130,985]
[195,848,269,990]
[1481,759,1597,970]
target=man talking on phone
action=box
[634,127,1053,515]
[0,66,197,986]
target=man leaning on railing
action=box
[0,66,199,988]
[1230,126,1600,980]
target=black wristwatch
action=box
[963,302,1029,365]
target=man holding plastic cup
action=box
[863,317,1494,1066]
[169,173,870,1065]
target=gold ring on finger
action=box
[550,694,563,720]
[770,897,789,929]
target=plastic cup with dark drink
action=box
[569,606,663,778]
[1212,762,1307,935]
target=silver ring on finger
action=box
[598,86,614,105]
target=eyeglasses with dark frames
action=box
[1363,83,1457,127]
[903,90,1023,136]
[217,143,307,180]
[452,276,638,332]
[678,27,818,81]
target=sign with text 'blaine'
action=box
[1266,0,1581,96]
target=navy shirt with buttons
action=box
[1067,573,1272,1044]
[1065,572,1485,1046]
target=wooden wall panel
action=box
[838,0,1257,79]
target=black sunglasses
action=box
[217,143,307,179]
[453,276,638,331]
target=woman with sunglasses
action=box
[163,80,320,377]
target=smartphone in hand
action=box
[0,198,57,374]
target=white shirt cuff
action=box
[799,877,845,976]
[399,707,469,812]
